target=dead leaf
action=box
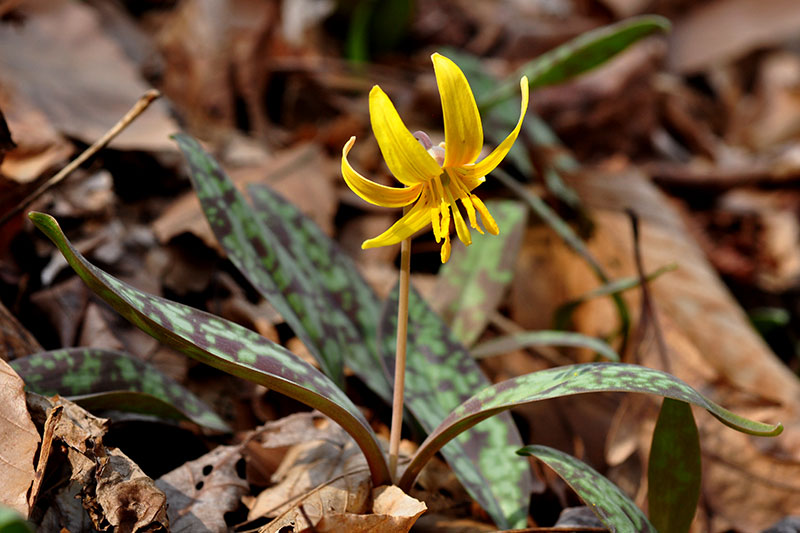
[669,0,800,74]
[311,485,427,533]
[0,0,177,151]
[249,416,372,532]
[26,393,168,531]
[0,299,43,361]
[0,359,39,515]
[156,444,248,533]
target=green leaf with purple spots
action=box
[174,134,351,387]
[380,284,535,529]
[518,445,656,533]
[471,331,619,362]
[648,399,701,533]
[246,183,391,402]
[28,211,391,486]
[399,363,782,490]
[11,348,229,432]
[434,200,527,347]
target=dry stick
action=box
[388,226,411,481]
[0,89,161,228]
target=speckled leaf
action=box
[379,284,534,529]
[400,363,782,490]
[648,399,701,533]
[28,212,391,486]
[246,183,391,402]
[471,331,619,362]
[434,200,527,347]
[518,445,656,533]
[174,134,349,387]
[481,15,671,109]
[10,348,229,432]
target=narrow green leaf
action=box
[28,211,391,486]
[648,399,701,533]
[471,331,619,362]
[11,348,230,432]
[399,363,782,490]
[554,264,677,330]
[246,184,391,402]
[435,200,527,347]
[518,445,656,533]
[173,134,346,386]
[480,15,671,109]
[380,285,534,529]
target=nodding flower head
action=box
[341,53,529,263]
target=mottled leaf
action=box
[399,363,782,490]
[648,399,701,533]
[434,200,527,347]
[173,134,348,386]
[471,331,619,362]
[11,348,229,431]
[481,15,672,109]
[246,183,391,402]
[553,264,677,330]
[380,285,534,529]
[518,445,656,533]
[28,211,391,486]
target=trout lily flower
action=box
[341,53,529,263]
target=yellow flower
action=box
[341,53,529,263]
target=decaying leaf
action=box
[250,417,372,532]
[156,444,248,533]
[0,359,39,515]
[26,393,168,532]
[0,299,43,361]
[311,485,427,533]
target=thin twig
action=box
[0,89,161,227]
[388,228,411,481]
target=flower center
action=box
[414,130,446,166]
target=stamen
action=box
[460,197,483,234]
[413,131,433,150]
[472,196,499,235]
[440,200,451,239]
[440,234,451,263]
[445,185,471,246]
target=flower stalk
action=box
[389,229,411,480]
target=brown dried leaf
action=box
[156,445,249,533]
[311,485,427,533]
[0,299,43,361]
[27,393,168,531]
[250,416,372,532]
[0,359,39,515]
[669,0,800,74]
[0,0,177,151]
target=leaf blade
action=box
[647,399,701,533]
[28,211,390,486]
[471,331,619,362]
[11,348,230,431]
[400,362,781,489]
[518,445,657,533]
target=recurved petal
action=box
[362,193,432,249]
[342,137,423,208]
[432,53,483,168]
[370,86,442,186]
[457,76,529,181]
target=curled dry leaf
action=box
[26,393,168,532]
[0,299,43,361]
[250,416,373,532]
[156,445,249,533]
[0,359,39,515]
[312,485,427,533]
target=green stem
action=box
[388,230,411,481]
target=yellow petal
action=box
[362,193,432,249]
[432,53,484,168]
[370,86,442,186]
[457,76,529,180]
[342,137,423,208]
